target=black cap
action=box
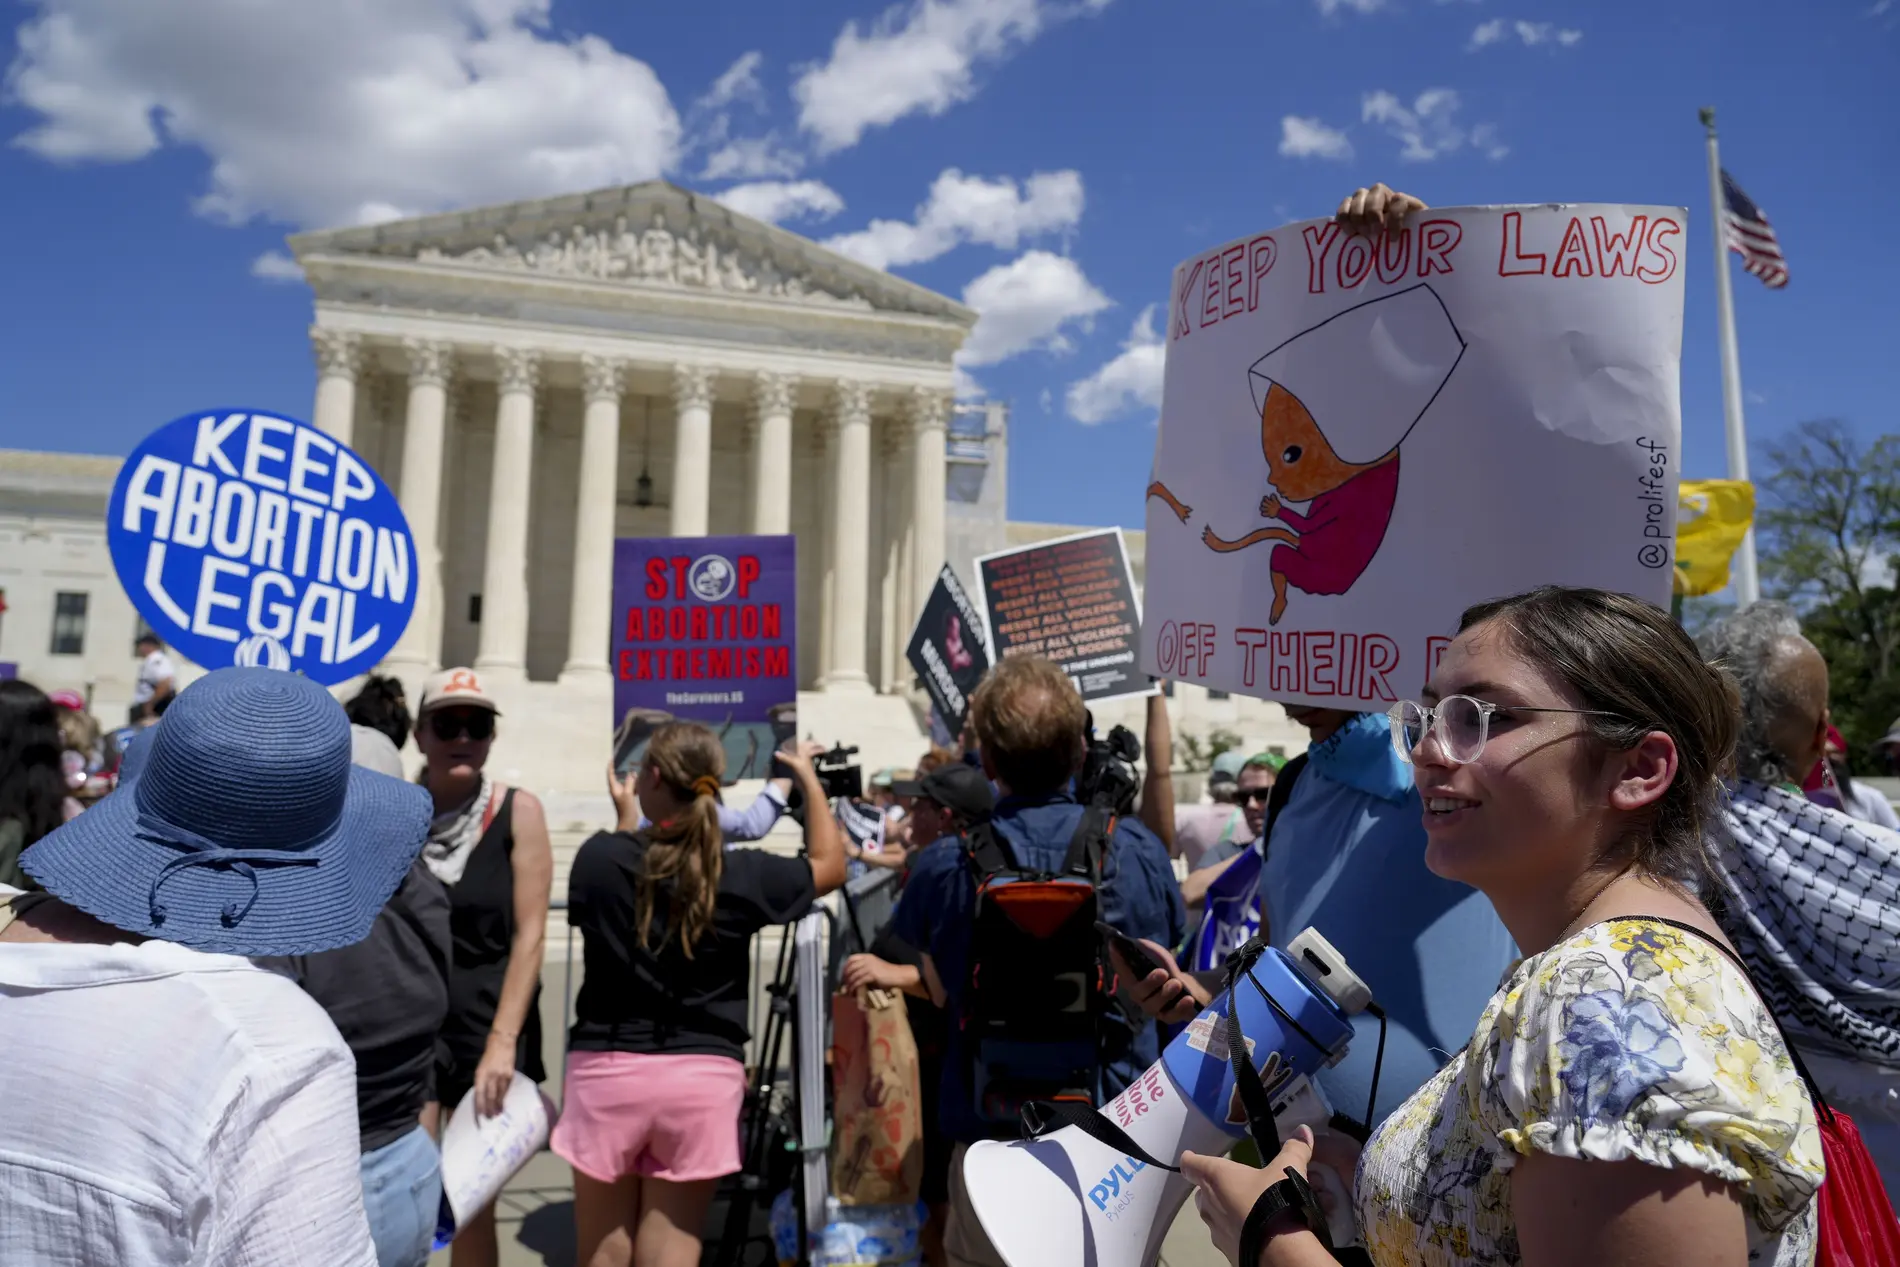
[892,763,995,821]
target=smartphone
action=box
[1096,920,1163,978]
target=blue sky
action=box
[0,0,1893,530]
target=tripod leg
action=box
[715,925,801,1267]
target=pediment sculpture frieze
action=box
[414,211,874,311]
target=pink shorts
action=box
[551,1051,747,1183]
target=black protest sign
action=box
[975,529,1152,704]
[906,564,990,734]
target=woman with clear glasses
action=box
[1182,586,1823,1267]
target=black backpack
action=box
[961,806,1116,1127]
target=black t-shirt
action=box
[567,831,818,1061]
[288,862,452,1152]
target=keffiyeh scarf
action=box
[1708,779,1900,1069]
[422,774,494,887]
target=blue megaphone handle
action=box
[1159,947,1354,1139]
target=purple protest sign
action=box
[611,534,797,782]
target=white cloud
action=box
[953,365,987,399]
[824,167,1084,271]
[686,50,804,181]
[1361,88,1504,162]
[957,250,1110,367]
[1066,304,1164,424]
[249,249,303,282]
[1278,115,1354,160]
[1470,122,1510,160]
[1469,17,1508,46]
[1470,17,1583,49]
[696,50,766,112]
[699,136,802,181]
[710,180,845,225]
[792,0,1110,155]
[7,0,682,229]
[1315,0,1387,12]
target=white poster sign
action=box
[433,1072,557,1249]
[1141,204,1686,707]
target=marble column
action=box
[909,389,949,617]
[385,339,452,672]
[877,425,908,692]
[474,346,540,679]
[563,354,623,680]
[821,382,873,691]
[815,420,836,687]
[670,364,714,537]
[310,329,362,446]
[751,372,795,536]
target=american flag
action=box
[1721,170,1789,289]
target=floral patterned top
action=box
[1353,918,1824,1266]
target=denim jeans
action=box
[359,1126,441,1267]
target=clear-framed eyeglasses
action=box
[1387,696,1627,766]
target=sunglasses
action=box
[1238,787,1275,806]
[429,709,494,742]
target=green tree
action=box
[1176,727,1244,773]
[1756,419,1900,768]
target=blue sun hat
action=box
[23,667,431,956]
[115,725,155,786]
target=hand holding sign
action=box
[1144,204,1685,708]
[107,410,416,685]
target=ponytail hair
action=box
[636,722,727,958]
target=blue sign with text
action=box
[106,410,416,685]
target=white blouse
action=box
[0,909,376,1266]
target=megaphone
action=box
[962,927,1370,1267]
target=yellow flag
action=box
[1674,480,1756,597]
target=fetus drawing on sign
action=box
[945,611,975,671]
[1148,284,1465,625]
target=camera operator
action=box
[556,729,844,1267]
[830,753,909,874]
[888,656,1184,1267]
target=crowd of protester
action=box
[1,185,1897,1267]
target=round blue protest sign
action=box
[107,409,416,685]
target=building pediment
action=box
[286,181,974,327]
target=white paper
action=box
[435,1072,557,1245]
[1142,205,1687,706]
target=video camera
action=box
[782,742,863,818]
[1077,712,1140,815]
[811,743,863,801]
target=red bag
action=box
[1811,1104,1900,1267]
[1633,917,1900,1265]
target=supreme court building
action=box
[0,180,1300,810]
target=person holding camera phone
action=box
[557,727,845,1267]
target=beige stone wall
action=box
[0,451,146,721]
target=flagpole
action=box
[1700,106,1761,605]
